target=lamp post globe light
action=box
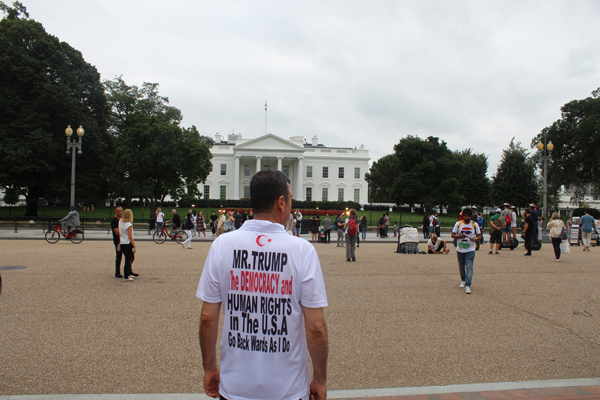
[65,125,84,208]
[536,136,554,242]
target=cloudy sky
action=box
[22,0,600,174]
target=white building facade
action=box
[202,133,370,203]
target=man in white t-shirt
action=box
[197,169,329,400]
[451,208,482,294]
[427,234,450,254]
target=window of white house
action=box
[354,188,360,203]
[283,166,289,177]
[263,165,270,170]
[323,166,328,178]
[338,188,344,202]
[244,186,250,199]
[355,167,360,179]
[322,187,328,202]
[339,167,344,179]
[306,187,312,202]
[244,165,250,176]
[220,186,226,200]
[220,164,227,176]
[306,166,312,178]
[204,185,210,199]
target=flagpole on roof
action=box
[264,99,267,135]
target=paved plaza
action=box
[1,235,599,399]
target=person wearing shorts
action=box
[489,208,503,254]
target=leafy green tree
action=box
[0,2,110,216]
[455,149,491,207]
[391,136,463,208]
[104,77,212,210]
[490,138,538,207]
[365,154,399,203]
[532,89,600,206]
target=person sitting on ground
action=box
[427,233,450,254]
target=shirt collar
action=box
[239,219,286,233]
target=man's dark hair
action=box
[525,208,531,214]
[250,169,291,214]
[463,208,473,218]
[586,209,591,214]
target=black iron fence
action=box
[0,216,156,234]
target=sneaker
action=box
[115,274,123,278]
[459,281,466,288]
[130,272,139,277]
[123,276,134,281]
[495,251,500,255]
[465,286,471,294]
[524,253,532,256]
[352,257,356,262]
[489,251,493,255]
[346,258,351,262]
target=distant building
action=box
[201,133,370,203]
[557,185,600,211]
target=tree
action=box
[532,89,600,206]
[490,138,538,207]
[104,77,212,210]
[0,2,110,215]
[455,149,491,207]
[364,154,399,203]
[391,136,463,208]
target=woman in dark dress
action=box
[310,216,320,243]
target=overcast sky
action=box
[22,0,600,174]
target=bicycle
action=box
[152,225,188,244]
[45,222,84,244]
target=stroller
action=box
[319,225,326,243]
[397,225,420,254]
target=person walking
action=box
[547,212,565,261]
[344,209,359,261]
[422,212,430,239]
[191,210,197,237]
[216,209,226,237]
[111,206,124,278]
[451,208,482,294]
[197,169,328,400]
[119,209,137,282]
[323,214,332,244]
[335,213,345,247]
[181,212,194,249]
[580,209,596,251]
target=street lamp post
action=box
[65,125,84,208]
[536,135,553,242]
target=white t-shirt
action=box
[119,221,133,245]
[452,220,481,253]
[156,212,164,223]
[197,219,328,400]
[427,237,442,251]
[511,211,517,228]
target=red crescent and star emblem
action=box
[256,235,272,247]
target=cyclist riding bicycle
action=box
[165,209,181,235]
[59,206,80,234]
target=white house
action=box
[201,133,370,203]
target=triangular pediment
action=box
[234,133,304,152]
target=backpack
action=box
[348,217,358,236]
[505,213,512,225]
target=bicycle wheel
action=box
[69,230,84,244]
[175,230,188,244]
[45,229,60,244]
[153,230,167,244]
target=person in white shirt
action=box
[451,208,482,294]
[427,234,450,254]
[156,207,165,234]
[198,169,328,400]
[119,209,137,282]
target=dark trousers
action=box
[380,227,385,238]
[356,231,360,246]
[121,243,134,278]
[325,229,331,243]
[524,232,533,254]
[551,237,562,259]
[114,243,123,275]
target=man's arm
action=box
[199,302,222,398]
[303,306,328,400]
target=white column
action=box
[296,157,304,200]
[277,156,283,171]
[233,155,240,200]
[256,156,262,173]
